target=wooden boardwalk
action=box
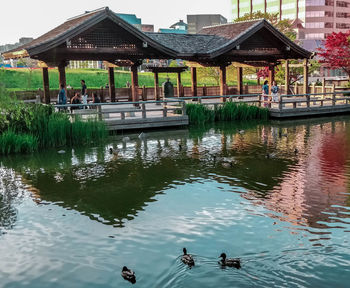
[54,91,350,132]
[63,100,189,131]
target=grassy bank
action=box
[186,102,269,125]
[0,68,257,91]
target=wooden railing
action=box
[55,99,187,121]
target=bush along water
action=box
[0,103,107,155]
[186,102,269,125]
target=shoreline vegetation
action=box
[186,103,269,125]
[0,68,257,91]
[0,85,107,155]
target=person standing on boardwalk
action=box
[271,81,279,103]
[262,80,269,107]
[58,83,67,110]
[81,80,88,109]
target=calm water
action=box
[1,117,350,288]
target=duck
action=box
[218,253,241,269]
[138,132,146,139]
[294,148,299,154]
[109,147,118,156]
[121,266,136,284]
[181,248,195,267]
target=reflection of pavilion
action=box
[3,119,350,231]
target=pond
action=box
[0,116,350,288]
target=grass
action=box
[0,67,257,90]
[186,102,269,125]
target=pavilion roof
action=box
[2,7,312,65]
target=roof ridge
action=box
[202,19,264,30]
[67,7,108,21]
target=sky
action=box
[0,0,232,45]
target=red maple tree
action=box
[317,31,350,76]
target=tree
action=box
[317,31,350,77]
[234,11,296,40]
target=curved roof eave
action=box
[26,7,178,59]
[206,20,312,60]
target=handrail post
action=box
[332,92,336,106]
[258,94,262,107]
[182,101,186,116]
[96,105,102,121]
[198,97,202,104]
[278,95,283,110]
[142,103,146,118]
[306,94,310,108]
[121,112,125,120]
[163,102,168,117]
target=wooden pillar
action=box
[191,67,197,97]
[131,65,139,102]
[303,59,309,95]
[220,65,227,102]
[177,72,182,97]
[108,67,116,102]
[154,72,159,101]
[58,63,66,90]
[42,67,50,104]
[268,65,275,95]
[237,67,243,95]
[285,60,290,95]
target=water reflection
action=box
[0,167,26,233]
[1,117,350,234]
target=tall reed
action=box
[186,102,269,125]
[0,101,108,155]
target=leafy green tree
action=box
[234,11,296,40]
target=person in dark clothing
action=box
[71,92,81,111]
[92,93,101,103]
[81,80,87,96]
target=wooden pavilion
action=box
[2,7,312,104]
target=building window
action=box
[337,1,349,7]
[305,33,324,39]
[336,23,350,28]
[305,22,325,28]
[336,12,350,18]
[325,0,334,5]
[325,11,334,17]
[306,11,325,17]
[306,0,325,5]
[325,22,333,28]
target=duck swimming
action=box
[181,248,195,267]
[121,266,136,284]
[218,253,241,269]
[109,147,118,156]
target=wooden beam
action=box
[191,67,197,97]
[42,67,50,104]
[58,62,66,92]
[154,72,159,101]
[108,67,116,102]
[268,65,275,95]
[237,67,243,95]
[177,72,182,97]
[285,60,290,95]
[303,59,309,94]
[131,65,139,102]
[220,65,227,101]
